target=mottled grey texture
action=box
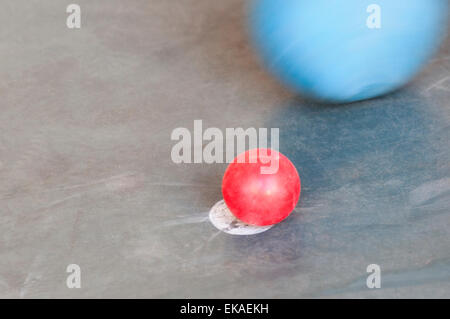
[0,1,449,298]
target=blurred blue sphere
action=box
[249,0,448,102]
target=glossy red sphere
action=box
[222,149,301,226]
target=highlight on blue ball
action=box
[248,0,448,103]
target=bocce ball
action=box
[222,149,301,226]
[248,0,448,102]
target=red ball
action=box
[222,149,301,226]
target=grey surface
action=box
[0,0,449,298]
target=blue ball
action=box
[249,0,448,102]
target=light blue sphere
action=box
[249,0,448,102]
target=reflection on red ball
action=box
[222,148,301,226]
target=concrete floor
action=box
[1,1,449,298]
